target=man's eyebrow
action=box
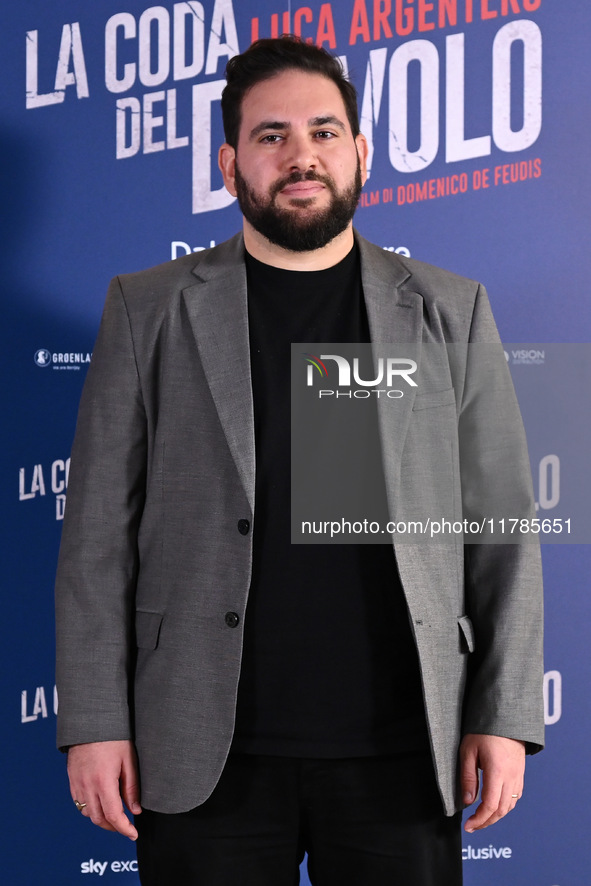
[309,115,346,132]
[249,121,290,140]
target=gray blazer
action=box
[55,231,544,816]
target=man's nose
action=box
[285,133,317,172]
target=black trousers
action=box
[136,751,462,886]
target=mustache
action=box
[270,170,335,199]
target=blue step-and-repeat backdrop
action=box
[3,1,590,883]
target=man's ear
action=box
[218,143,237,197]
[355,132,369,186]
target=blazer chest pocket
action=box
[412,387,456,411]
[458,615,475,653]
[136,610,164,650]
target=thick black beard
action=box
[234,163,362,252]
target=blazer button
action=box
[225,611,240,628]
[237,519,250,535]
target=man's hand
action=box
[67,740,141,840]
[460,733,525,833]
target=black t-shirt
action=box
[231,244,428,757]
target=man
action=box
[56,36,544,886]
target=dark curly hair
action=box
[221,35,360,148]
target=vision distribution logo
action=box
[504,347,546,365]
[303,351,417,398]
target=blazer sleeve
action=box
[55,277,147,750]
[458,284,545,752]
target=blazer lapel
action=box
[181,234,256,511]
[178,231,423,516]
[356,233,423,516]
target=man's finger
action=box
[71,789,117,833]
[72,784,137,838]
[90,775,139,839]
[465,779,524,831]
[460,740,479,806]
[464,761,503,831]
[120,747,142,816]
[98,802,138,840]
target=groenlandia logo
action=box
[34,348,51,367]
[33,348,92,370]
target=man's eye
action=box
[314,130,335,139]
[260,134,283,143]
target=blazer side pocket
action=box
[458,615,475,653]
[136,610,164,650]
